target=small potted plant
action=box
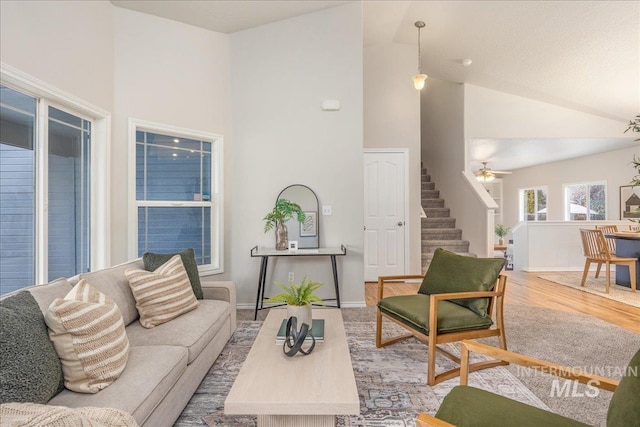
[265,276,323,328]
[263,199,306,250]
[495,224,510,246]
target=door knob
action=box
[397,221,404,226]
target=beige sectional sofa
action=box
[9,258,236,427]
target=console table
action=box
[250,245,347,320]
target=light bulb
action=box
[413,74,428,90]
[477,173,495,182]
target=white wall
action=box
[230,3,365,306]
[1,1,363,306]
[503,146,639,226]
[0,0,114,112]
[113,8,231,265]
[513,220,634,271]
[363,42,421,274]
[421,78,491,257]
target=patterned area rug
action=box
[537,272,640,307]
[175,321,547,426]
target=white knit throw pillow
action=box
[45,280,129,394]
[0,402,138,427]
[125,254,199,328]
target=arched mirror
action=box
[277,184,320,249]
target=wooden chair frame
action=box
[579,228,636,293]
[595,224,618,255]
[375,274,508,386]
[416,340,620,427]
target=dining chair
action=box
[579,228,636,293]
[595,224,618,255]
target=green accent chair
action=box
[417,340,640,427]
[376,248,508,385]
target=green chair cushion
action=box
[419,248,505,317]
[378,294,493,336]
[143,248,203,299]
[607,347,640,427]
[436,385,590,427]
[0,291,65,404]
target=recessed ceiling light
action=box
[462,59,473,67]
[173,138,179,143]
[172,153,177,157]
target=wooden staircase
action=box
[421,167,473,273]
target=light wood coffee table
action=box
[224,309,359,426]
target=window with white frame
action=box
[131,120,223,274]
[519,187,548,221]
[564,182,606,221]
[0,85,95,295]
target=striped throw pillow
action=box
[125,255,199,329]
[45,280,129,394]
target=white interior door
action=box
[364,151,406,281]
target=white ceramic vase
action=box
[287,304,312,331]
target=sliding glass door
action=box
[0,86,36,293]
[47,106,91,280]
[0,86,92,294]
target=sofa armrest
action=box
[377,274,425,301]
[201,279,237,333]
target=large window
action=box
[1,86,92,295]
[520,187,547,221]
[131,120,223,274]
[564,182,606,220]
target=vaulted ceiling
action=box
[111,1,639,170]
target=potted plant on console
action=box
[266,276,323,329]
[263,199,306,250]
[495,224,510,246]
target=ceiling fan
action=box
[475,162,512,182]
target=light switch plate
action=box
[322,205,332,215]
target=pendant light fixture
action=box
[413,21,427,90]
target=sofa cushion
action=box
[378,293,493,335]
[0,402,138,427]
[143,248,203,300]
[125,255,199,329]
[48,345,187,426]
[436,385,589,427]
[126,299,230,364]
[27,278,73,314]
[418,248,505,317]
[80,259,144,326]
[0,291,64,404]
[45,280,130,394]
[607,348,640,427]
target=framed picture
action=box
[620,185,640,220]
[300,211,317,237]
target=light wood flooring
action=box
[365,270,640,334]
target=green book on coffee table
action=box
[276,319,324,344]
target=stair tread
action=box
[421,170,477,268]
[422,239,469,243]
